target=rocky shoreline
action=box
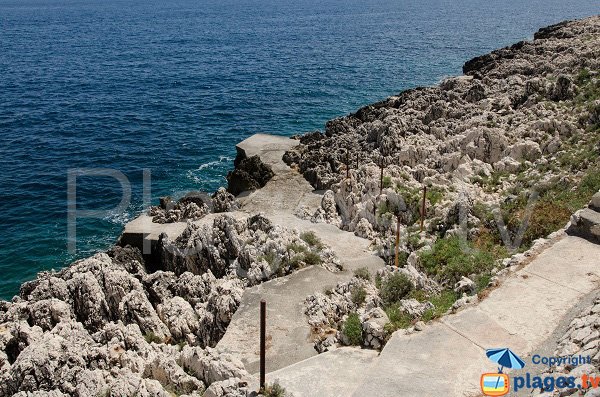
[1,15,600,397]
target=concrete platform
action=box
[217,134,385,374]
[268,235,600,397]
[261,347,379,397]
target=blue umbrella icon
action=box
[486,348,526,373]
[486,348,525,390]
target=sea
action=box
[0,0,598,300]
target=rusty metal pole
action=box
[260,299,266,391]
[420,185,427,233]
[379,159,384,195]
[395,215,400,268]
[346,150,350,179]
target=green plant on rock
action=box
[382,175,393,188]
[426,186,445,206]
[286,242,308,254]
[350,285,367,305]
[379,273,413,307]
[300,231,324,250]
[262,382,288,397]
[421,290,459,322]
[384,304,413,334]
[144,332,163,344]
[342,312,363,346]
[353,266,371,281]
[302,251,322,266]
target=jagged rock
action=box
[149,199,210,224]
[361,308,389,349]
[310,190,342,227]
[567,208,600,243]
[212,188,238,213]
[226,155,274,196]
[589,191,600,212]
[551,75,575,101]
[454,277,476,295]
[179,346,248,385]
[203,378,251,397]
[399,299,434,318]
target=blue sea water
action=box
[0,0,598,300]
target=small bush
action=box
[384,304,413,334]
[380,273,413,307]
[353,267,371,281]
[382,175,393,188]
[375,273,382,289]
[258,251,278,266]
[144,332,163,344]
[350,286,367,305]
[419,236,495,284]
[343,312,363,346]
[286,242,308,254]
[426,186,444,206]
[262,382,288,397]
[302,251,322,266]
[300,231,324,249]
[421,290,459,322]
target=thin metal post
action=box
[395,215,400,267]
[420,185,427,233]
[346,150,350,179]
[260,299,266,391]
[379,159,384,195]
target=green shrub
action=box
[384,304,413,334]
[286,242,308,254]
[300,231,324,249]
[426,186,445,206]
[382,175,393,188]
[144,332,163,344]
[302,251,322,266]
[419,236,496,284]
[353,267,371,281]
[350,286,367,305]
[380,273,413,307]
[375,273,382,289]
[421,290,459,322]
[343,312,363,346]
[262,382,288,397]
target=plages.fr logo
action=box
[481,347,595,396]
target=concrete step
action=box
[256,347,379,397]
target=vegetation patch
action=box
[421,290,459,322]
[144,332,163,344]
[262,382,289,397]
[384,304,413,335]
[379,273,413,307]
[342,312,363,346]
[300,231,324,250]
[419,236,496,285]
[353,266,371,281]
[350,285,367,305]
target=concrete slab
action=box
[121,213,188,242]
[522,236,600,291]
[263,347,379,397]
[441,307,529,353]
[216,265,346,374]
[351,322,489,397]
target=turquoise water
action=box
[0,0,598,300]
